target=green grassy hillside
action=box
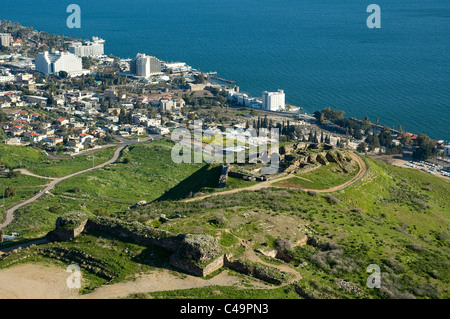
[1,139,223,237]
[128,157,449,299]
[1,140,449,299]
[0,144,115,177]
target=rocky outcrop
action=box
[307,156,318,165]
[228,171,266,181]
[279,145,292,155]
[315,153,328,166]
[325,151,341,164]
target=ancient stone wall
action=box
[46,214,223,277]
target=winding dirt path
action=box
[0,145,127,230]
[185,151,367,202]
[16,169,56,180]
[0,136,163,230]
[279,150,368,193]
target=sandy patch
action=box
[81,269,265,299]
[0,264,79,299]
[0,263,271,299]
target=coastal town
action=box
[0,20,449,179]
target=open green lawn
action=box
[0,143,116,177]
[2,139,224,237]
[53,139,221,204]
[0,174,47,213]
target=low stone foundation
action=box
[170,254,225,277]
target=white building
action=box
[24,131,47,143]
[0,69,15,83]
[262,90,285,111]
[35,51,83,76]
[69,37,105,57]
[227,90,248,105]
[164,62,192,73]
[130,53,161,77]
[160,97,178,112]
[0,33,13,47]
[445,145,450,157]
[148,125,170,135]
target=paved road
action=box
[0,135,162,230]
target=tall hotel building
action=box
[130,53,162,77]
[69,37,105,57]
[0,33,13,47]
[35,51,83,75]
[262,90,285,111]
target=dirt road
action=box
[298,150,367,193]
[185,151,367,202]
[0,144,126,230]
[0,136,163,230]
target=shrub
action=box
[274,238,293,252]
[72,187,81,193]
[48,206,61,214]
[413,284,440,299]
[93,208,109,217]
[4,186,16,198]
[210,215,227,226]
[324,194,340,204]
[407,243,425,252]
[411,198,430,211]
[6,170,21,179]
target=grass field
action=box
[2,139,224,237]
[1,139,449,299]
[0,174,47,211]
[0,143,116,177]
[52,139,221,203]
[274,161,360,190]
[128,157,450,299]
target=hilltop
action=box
[0,139,448,299]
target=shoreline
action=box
[0,20,449,149]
